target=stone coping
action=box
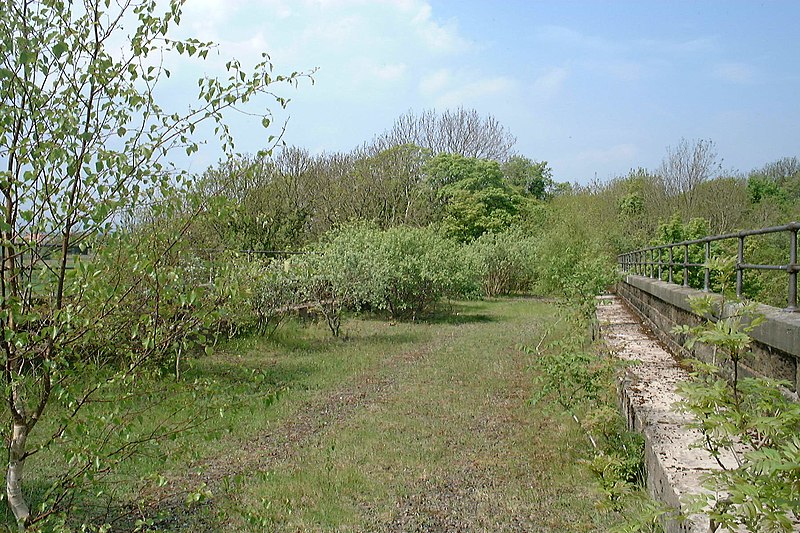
[624,275,800,360]
[597,295,735,533]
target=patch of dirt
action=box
[378,472,518,533]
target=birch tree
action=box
[0,0,306,527]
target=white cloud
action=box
[419,69,452,95]
[532,67,568,98]
[412,4,471,54]
[434,76,516,108]
[150,0,516,157]
[712,62,756,84]
[176,0,473,75]
[302,15,365,45]
[417,67,516,108]
[536,25,618,54]
[373,63,407,81]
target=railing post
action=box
[683,244,689,287]
[789,227,798,312]
[736,235,744,299]
[668,246,674,284]
[704,241,711,292]
[657,248,663,280]
[649,249,655,278]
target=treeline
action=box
[177,108,554,252]
[565,139,800,254]
[130,118,800,356]
[179,129,800,263]
[550,139,799,306]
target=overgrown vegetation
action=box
[673,260,800,532]
[2,2,799,528]
[522,243,658,529]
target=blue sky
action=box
[167,0,800,184]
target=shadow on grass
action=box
[190,357,318,392]
[0,478,56,530]
[421,311,495,325]
[416,301,496,325]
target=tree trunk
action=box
[7,421,30,529]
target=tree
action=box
[190,154,312,251]
[0,0,306,526]
[348,144,432,227]
[424,153,525,241]
[693,176,750,233]
[657,138,722,218]
[501,155,554,200]
[746,157,800,225]
[374,107,517,161]
[759,156,800,184]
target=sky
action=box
[162,0,800,184]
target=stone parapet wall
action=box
[617,275,800,396]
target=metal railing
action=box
[618,222,800,312]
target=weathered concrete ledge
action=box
[597,295,737,533]
[618,274,800,395]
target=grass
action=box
[3,298,639,531]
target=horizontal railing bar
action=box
[739,263,792,272]
[618,221,799,312]
[617,221,800,258]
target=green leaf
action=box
[19,50,34,64]
[52,42,68,57]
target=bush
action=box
[290,224,477,334]
[534,228,617,327]
[465,229,537,297]
[372,226,477,319]
[76,230,217,374]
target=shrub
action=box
[673,259,800,531]
[291,224,477,334]
[465,229,537,297]
[370,226,476,318]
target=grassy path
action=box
[147,298,619,531]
